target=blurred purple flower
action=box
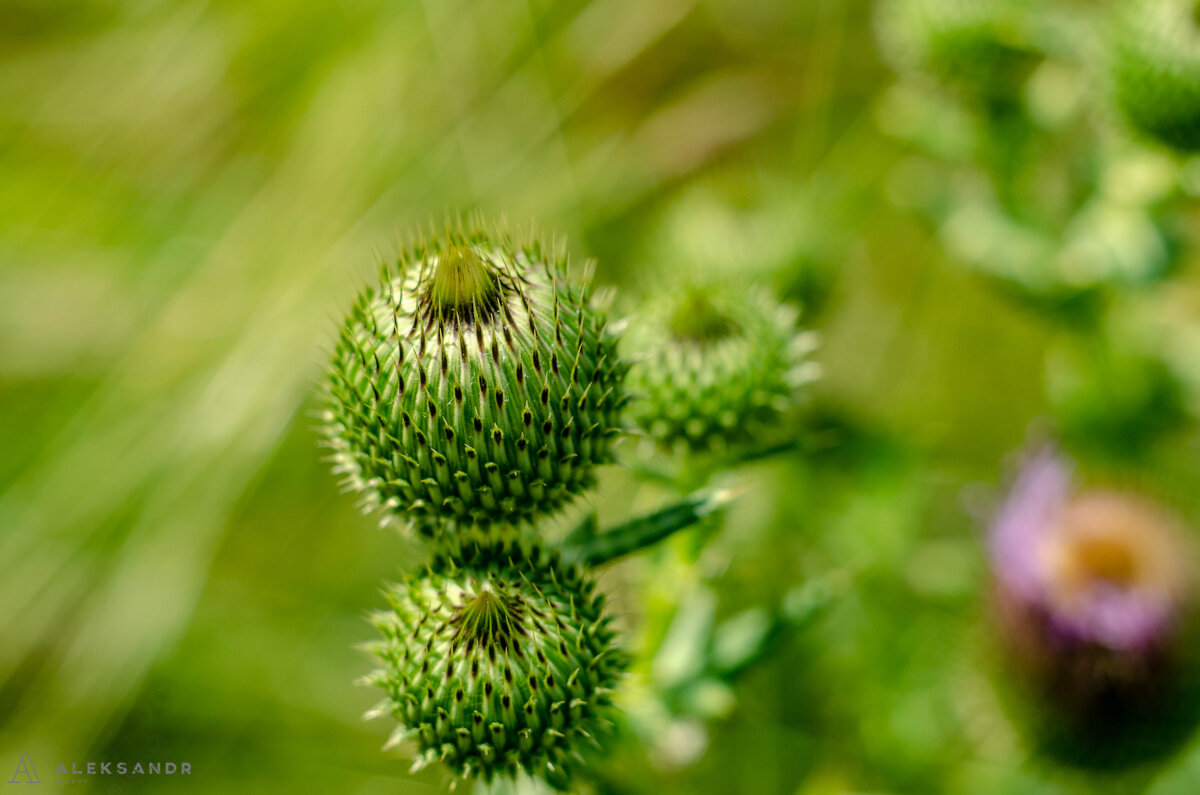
[990,447,1192,657]
[987,447,1200,766]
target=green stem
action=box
[561,488,738,567]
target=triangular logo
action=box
[9,753,39,783]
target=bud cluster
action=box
[320,218,630,789]
[320,216,821,789]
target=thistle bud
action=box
[624,281,819,455]
[988,448,1200,768]
[322,219,628,531]
[364,538,626,788]
[875,0,1039,106]
[1111,0,1200,152]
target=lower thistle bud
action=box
[625,281,819,456]
[988,448,1200,769]
[365,539,626,788]
[1111,0,1200,152]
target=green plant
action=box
[1111,0,1200,153]
[319,218,824,790]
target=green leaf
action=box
[561,488,738,566]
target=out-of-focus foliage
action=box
[2,0,1200,793]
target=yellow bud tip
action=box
[668,288,739,344]
[452,586,526,649]
[427,246,500,316]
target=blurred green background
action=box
[4,0,1200,793]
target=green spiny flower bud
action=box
[875,0,1039,105]
[1111,0,1200,152]
[624,282,819,455]
[364,536,626,789]
[321,219,629,532]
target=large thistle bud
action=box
[987,448,1200,769]
[1110,0,1200,152]
[624,281,819,456]
[322,220,629,532]
[875,0,1039,106]
[364,537,626,789]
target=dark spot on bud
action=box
[542,420,552,434]
[493,428,503,444]
[427,399,437,419]
[495,390,504,411]
[523,408,533,427]
[473,416,483,433]
[516,363,524,384]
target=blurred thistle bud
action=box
[624,281,819,457]
[1111,0,1200,152]
[875,0,1040,106]
[321,217,629,533]
[988,448,1200,768]
[1046,334,1187,458]
[364,537,626,789]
